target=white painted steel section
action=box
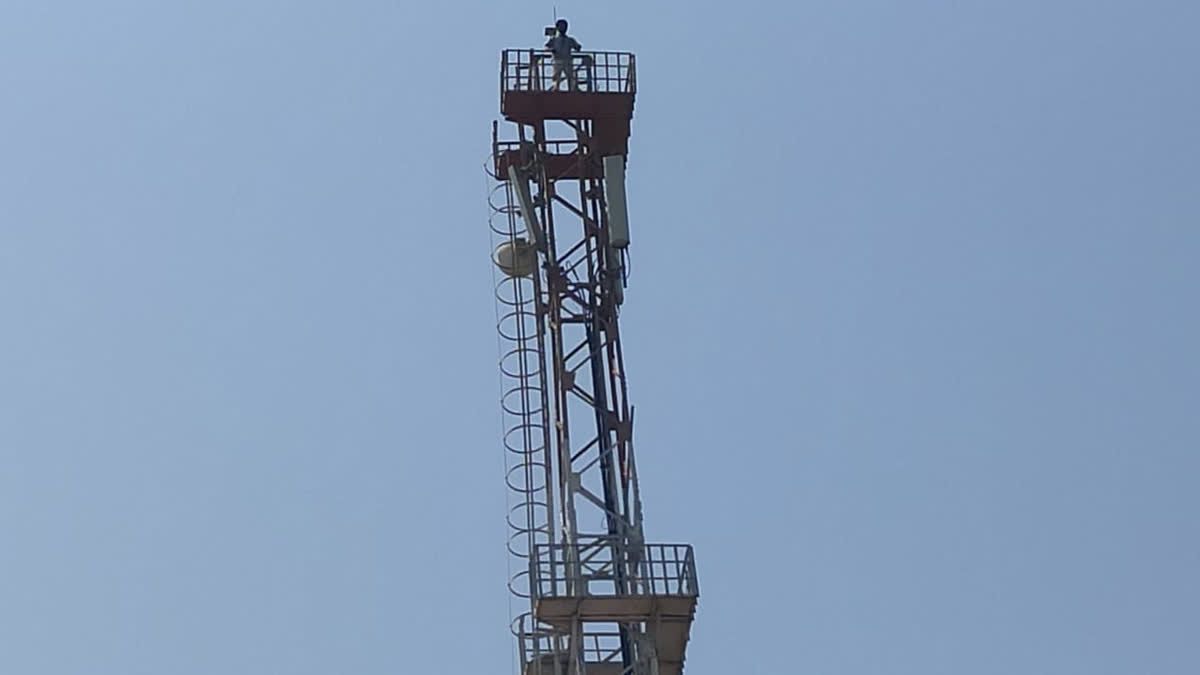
[602,155,630,248]
[509,165,547,248]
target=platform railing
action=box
[502,49,636,95]
[494,139,579,166]
[518,616,628,674]
[531,541,698,600]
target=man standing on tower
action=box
[545,19,582,91]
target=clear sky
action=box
[1,1,1197,673]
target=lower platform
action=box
[531,595,697,675]
[525,542,699,674]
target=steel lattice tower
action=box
[486,39,699,675]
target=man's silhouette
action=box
[545,19,582,91]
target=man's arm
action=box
[572,38,582,51]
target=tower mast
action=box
[488,33,699,675]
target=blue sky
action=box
[1,1,1197,673]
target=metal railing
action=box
[502,49,636,95]
[518,615,662,675]
[532,540,698,600]
[519,618,626,667]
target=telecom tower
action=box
[486,32,699,675]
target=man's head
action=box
[555,19,569,35]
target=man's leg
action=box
[552,60,567,90]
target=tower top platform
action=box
[500,49,636,124]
